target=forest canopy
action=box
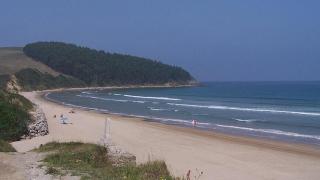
[23,42,194,86]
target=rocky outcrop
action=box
[107,145,136,167]
[6,75,21,93]
[22,106,49,139]
[99,139,136,167]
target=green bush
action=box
[0,90,32,141]
[0,139,16,152]
[0,99,30,140]
[3,91,33,111]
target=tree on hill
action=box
[23,42,194,86]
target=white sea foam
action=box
[150,108,168,111]
[132,100,146,103]
[167,103,320,116]
[152,117,191,124]
[148,107,168,111]
[77,95,128,102]
[81,91,93,95]
[151,117,211,126]
[111,93,180,101]
[147,107,179,112]
[123,94,181,101]
[116,115,204,125]
[78,94,148,104]
[192,113,209,116]
[215,124,320,140]
[60,102,109,113]
[233,118,259,123]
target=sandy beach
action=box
[11,91,320,180]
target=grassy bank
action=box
[36,142,178,180]
[0,90,33,141]
[0,139,16,152]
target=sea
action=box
[46,82,320,146]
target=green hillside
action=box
[0,47,86,91]
[15,68,85,91]
[23,42,195,86]
[0,47,59,76]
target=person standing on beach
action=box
[192,120,197,126]
[186,169,191,180]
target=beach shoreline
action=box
[43,90,320,155]
[11,91,320,180]
[33,83,199,93]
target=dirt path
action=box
[0,152,79,180]
[0,153,25,180]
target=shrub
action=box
[0,90,32,141]
[37,142,177,180]
[0,139,16,152]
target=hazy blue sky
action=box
[1,1,319,81]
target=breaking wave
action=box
[77,94,128,102]
[148,107,169,111]
[233,118,260,123]
[77,95,146,104]
[167,103,320,116]
[151,117,211,126]
[123,94,181,101]
[215,124,320,140]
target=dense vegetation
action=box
[36,142,178,180]
[15,68,85,91]
[0,74,10,89]
[0,90,32,141]
[23,42,194,86]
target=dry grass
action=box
[36,142,179,180]
[0,47,59,76]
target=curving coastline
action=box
[11,90,320,180]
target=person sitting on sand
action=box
[59,114,72,124]
[60,114,66,124]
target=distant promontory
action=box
[20,42,195,89]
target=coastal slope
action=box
[0,47,58,76]
[12,92,320,180]
[0,47,85,91]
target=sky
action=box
[1,1,319,81]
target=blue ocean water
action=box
[47,82,320,145]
